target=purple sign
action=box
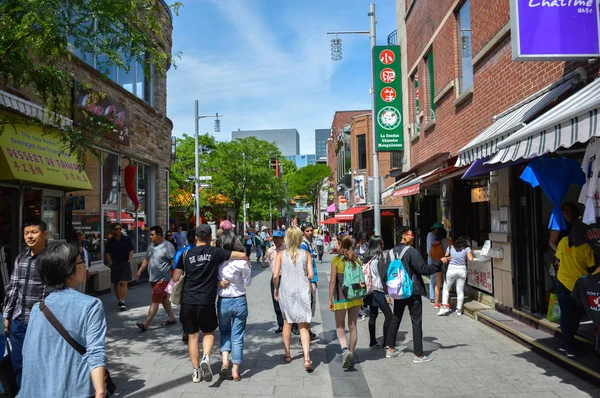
[511,0,600,60]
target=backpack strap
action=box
[398,246,410,260]
[39,302,86,356]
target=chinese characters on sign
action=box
[467,259,493,294]
[373,45,403,151]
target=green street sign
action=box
[373,46,403,152]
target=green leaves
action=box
[285,164,332,220]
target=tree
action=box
[204,137,286,226]
[285,164,333,221]
[0,0,180,162]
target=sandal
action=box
[283,354,292,363]
[220,364,229,378]
[231,374,241,381]
[161,319,177,326]
[304,359,313,373]
[136,322,147,332]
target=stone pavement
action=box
[102,252,600,397]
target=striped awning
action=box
[488,78,600,164]
[456,76,580,167]
[392,167,440,198]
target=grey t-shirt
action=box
[447,246,472,267]
[147,240,176,282]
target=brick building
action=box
[0,1,173,293]
[394,0,600,320]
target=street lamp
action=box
[327,3,381,235]
[194,100,222,227]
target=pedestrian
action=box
[438,236,473,316]
[328,236,364,369]
[73,230,91,294]
[253,231,263,263]
[300,222,318,340]
[19,242,107,398]
[315,228,325,263]
[244,230,254,258]
[165,230,178,250]
[216,230,252,381]
[273,226,314,372]
[173,226,187,251]
[386,227,447,363]
[260,226,270,267]
[324,231,331,254]
[173,229,198,343]
[172,224,248,383]
[354,231,368,262]
[426,222,447,310]
[268,230,286,333]
[363,235,394,349]
[105,223,134,311]
[2,220,49,389]
[135,225,177,331]
[555,222,596,358]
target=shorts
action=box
[151,281,169,303]
[111,262,132,284]
[180,303,218,334]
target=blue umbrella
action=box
[520,156,585,231]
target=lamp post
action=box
[194,100,222,227]
[327,3,381,235]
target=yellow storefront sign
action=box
[0,124,92,190]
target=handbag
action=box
[39,302,116,397]
[171,250,188,306]
[0,336,18,398]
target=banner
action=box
[373,46,403,151]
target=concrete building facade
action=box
[232,129,300,156]
[315,128,329,160]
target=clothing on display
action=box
[578,139,600,225]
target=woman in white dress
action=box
[273,226,314,372]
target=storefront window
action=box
[457,0,473,94]
[42,196,62,240]
[103,152,119,205]
[23,190,42,226]
[66,155,102,262]
[120,161,151,253]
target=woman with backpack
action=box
[328,236,365,369]
[363,235,393,349]
[437,236,473,316]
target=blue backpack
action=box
[386,246,412,299]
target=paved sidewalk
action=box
[103,252,600,397]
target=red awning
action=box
[321,218,343,224]
[392,183,420,198]
[105,211,135,224]
[334,206,371,220]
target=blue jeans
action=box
[429,272,436,300]
[256,245,262,261]
[9,317,27,388]
[218,296,248,364]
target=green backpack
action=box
[342,260,367,300]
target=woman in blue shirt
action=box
[20,242,107,398]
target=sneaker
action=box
[413,355,433,364]
[386,348,404,358]
[200,356,213,382]
[430,299,435,304]
[119,302,127,311]
[309,331,318,341]
[341,348,353,369]
[455,310,463,316]
[292,327,299,335]
[117,301,123,308]
[369,342,383,349]
[274,327,283,334]
[192,368,201,383]
[437,307,451,316]
[566,350,575,358]
[433,303,441,310]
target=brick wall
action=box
[404,1,600,168]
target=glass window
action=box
[412,72,421,136]
[136,61,145,99]
[102,152,119,205]
[458,0,474,93]
[67,155,102,261]
[426,51,436,120]
[118,53,135,94]
[137,164,151,252]
[357,135,367,170]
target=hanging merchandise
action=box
[520,156,586,231]
[578,139,600,225]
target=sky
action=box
[166,0,398,154]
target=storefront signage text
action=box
[381,210,396,217]
[510,0,600,60]
[74,86,131,146]
[467,259,493,294]
[393,183,420,198]
[373,46,403,151]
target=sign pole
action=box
[369,3,381,236]
[194,100,200,227]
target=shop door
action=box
[512,170,545,313]
[0,186,19,277]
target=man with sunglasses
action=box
[105,223,134,311]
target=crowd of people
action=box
[3,213,598,397]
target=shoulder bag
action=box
[39,302,116,397]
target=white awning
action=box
[488,78,600,164]
[456,76,580,167]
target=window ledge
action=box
[434,81,455,104]
[418,111,424,119]
[411,132,420,143]
[472,23,511,68]
[454,87,474,107]
[423,119,436,133]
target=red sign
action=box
[379,49,395,64]
[381,210,396,217]
[380,68,396,83]
[381,87,397,102]
[393,183,420,198]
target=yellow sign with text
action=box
[0,124,92,190]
